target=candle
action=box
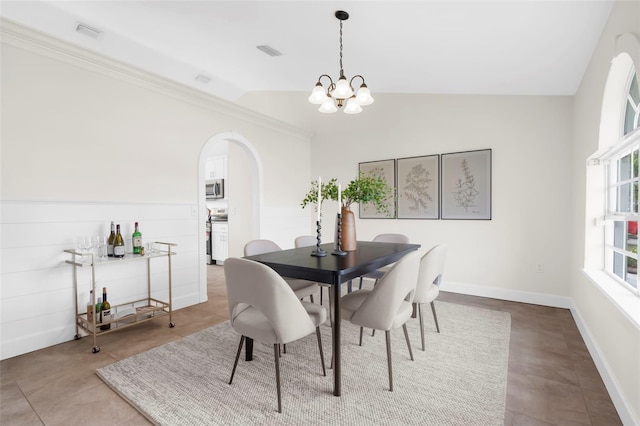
[317,176,322,222]
[337,183,342,213]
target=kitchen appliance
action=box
[206,179,224,199]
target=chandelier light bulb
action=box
[308,83,327,105]
[344,97,363,114]
[355,84,374,106]
[319,99,338,113]
[331,76,354,100]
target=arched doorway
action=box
[198,131,263,302]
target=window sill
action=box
[582,269,640,329]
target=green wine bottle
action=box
[100,287,111,330]
[132,222,142,255]
[113,224,125,258]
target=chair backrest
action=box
[294,235,316,248]
[351,250,420,330]
[244,239,282,256]
[414,245,447,303]
[373,233,410,244]
[224,257,316,344]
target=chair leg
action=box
[418,303,426,351]
[359,276,364,289]
[385,330,393,391]
[316,327,326,376]
[402,323,414,361]
[359,327,364,346]
[320,286,323,305]
[229,336,245,385]
[272,344,282,413]
[310,294,314,304]
[283,343,287,354]
[347,280,353,293]
[430,301,440,333]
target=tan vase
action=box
[340,207,357,251]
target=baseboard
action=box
[570,304,639,426]
[441,280,638,425]
[440,280,573,308]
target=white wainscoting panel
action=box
[0,200,201,360]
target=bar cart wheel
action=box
[169,321,175,328]
[92,346,100,353]
[74,334,81,340]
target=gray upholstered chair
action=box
[224,257,327,413]
[340,250,420,391]
[244,239,319,302]
[355,233,410,292]
[413,245,447,351]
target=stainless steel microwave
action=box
[206,179,224,199]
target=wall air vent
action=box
[256,45,282,57]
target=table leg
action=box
[245,337,254,361]
[332,282,342,396]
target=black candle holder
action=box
[332,213,347,256]
[311,219,327,257]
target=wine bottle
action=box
[86,290,94,324]
[107,221,116,257]
[113,224,125,258]
[100,287,111,330]
[96,297,102,324]
[132,222,142,255]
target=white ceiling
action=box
[1,0,614,101]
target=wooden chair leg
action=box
[316,327,326,376]
[402,323,414,361]
[229,336,245,384]
[385,330,393,391]
[273,344,282,413]
[430,301,440,333]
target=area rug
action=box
[97,301,511,425]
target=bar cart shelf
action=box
[65,242,176,353]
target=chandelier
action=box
[308,10,374,114]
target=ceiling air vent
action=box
[195,74,212,84]
[75,23,102,39]
[256,45,282,57]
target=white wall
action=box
[239,92,574,304]
[0,20,312,360]
[571,1,640,424]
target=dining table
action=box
[244,240,421,396]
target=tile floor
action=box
[0,265,622,425]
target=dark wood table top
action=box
[244,241,421,285]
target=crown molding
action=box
[0,18,312,141]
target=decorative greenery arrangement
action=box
[301,172,393,215]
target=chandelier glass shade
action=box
[308,10,374,114]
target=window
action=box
[602,72,640,294]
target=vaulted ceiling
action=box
[2,1,614,101]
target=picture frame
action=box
[396,155,440,219]
[441,149,492,220]
[358,159,396,219]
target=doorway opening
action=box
[198,131,263,302]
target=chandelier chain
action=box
[339,20,343,76]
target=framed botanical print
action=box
[396,155,439,219]
[358,159,396,218]
[441,149,492,220]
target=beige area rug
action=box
[97,301,511,425]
